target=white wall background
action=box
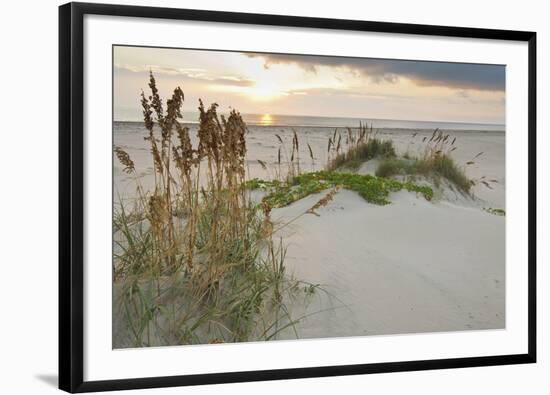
[0,0,546,393]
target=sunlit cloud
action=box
[246,53,505,92]
[114,64,256,87]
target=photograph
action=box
[112,44,506,349]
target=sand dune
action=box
[114,123,505,341]
[274,188,505,339]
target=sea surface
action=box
[117,113,505,132]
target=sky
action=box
[114,45,505,125]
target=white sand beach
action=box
[114,122,505,341]
[273,188,504,339]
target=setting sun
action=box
[260,113,274,125]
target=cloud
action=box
[245,53,505,92]
[114,64,255,87]
[285,87,416,101]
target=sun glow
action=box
[260,114,274,125]
[249,80,282,101]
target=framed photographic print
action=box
[59,2,537,392]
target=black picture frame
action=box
[59,2,537,392]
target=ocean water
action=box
[116,113,504,132]
[174,113,505,132]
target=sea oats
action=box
[114,146,135,174]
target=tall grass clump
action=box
[375,128,473,193]
[270,129,305,182]
[326,123,396,171]
[113,72,311,347]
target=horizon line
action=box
[113,112,505,127]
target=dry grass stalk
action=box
[306,186,341,216]
[113,72,311,347]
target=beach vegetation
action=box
[113,72,314,347]
[271,129,303,181]
[326,124,396,171]
[484,207,506,216]
[375,128,472,193]
[375,155,471,192]
[247,170,433,208]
